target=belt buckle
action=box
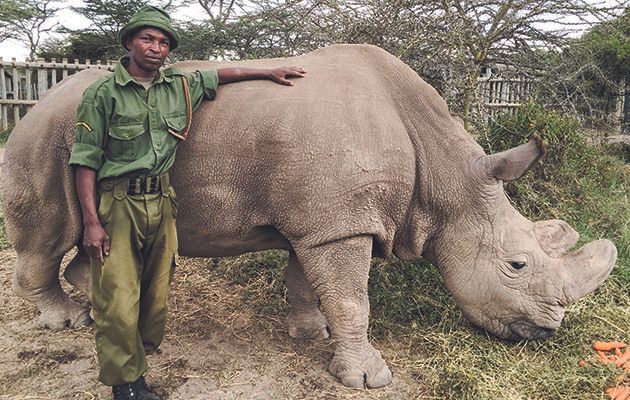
[149,177,159,193]
[128,177,142,195]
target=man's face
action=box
[126,27,171,73]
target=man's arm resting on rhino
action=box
[217,67,307,86]
[75,166,110,262]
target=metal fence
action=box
[0,57,116,130]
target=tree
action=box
[0,0,60,60]
[41,0,184,62]
[395,0,629,128]
[586,9,630,133]
[176,0,334,60]
[193,0,629,128]
[539,8,630,132]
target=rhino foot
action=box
[38,298,92,330]
[286,308,329,340]
[328,346,392,389]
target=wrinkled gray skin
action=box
[0,45,617,389]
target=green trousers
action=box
[91,177,178,386]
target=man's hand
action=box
[218,66,307,85]
[83,221,110,262]
[268,67,307,86]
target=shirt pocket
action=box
[163,112,188,138]
[107,123,146,161]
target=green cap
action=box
[119,5,180,51]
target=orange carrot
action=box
[606,387,617,395]
[614,387,629,400]
[599,350,615,363]
[607,387,629,400]
[616,350,630,368]
[594,341,628,351]
[616,348,624,358]
[578,360,587,367]
[607,387,623,399]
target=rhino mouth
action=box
[508,321,557,340]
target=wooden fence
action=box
[0,57,116,130]
[477,76,534,120]
[1,57,537,130]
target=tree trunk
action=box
[462,69,480,131]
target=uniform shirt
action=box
[69,56,219,181]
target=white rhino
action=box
[0,44,617,389]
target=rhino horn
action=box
[481,135,548,181]
[562,239,617,304]
[534,219,580,258]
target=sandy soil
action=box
[0,249,427,400]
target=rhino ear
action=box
[534,219,580,257]
[482,135,547,181]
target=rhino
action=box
[1,44,617,389]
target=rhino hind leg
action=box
[284,250,329,340]
[295,236,392,389]
[13,250,91,330]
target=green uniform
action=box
[69,56,218,180]
[69,57,218,386]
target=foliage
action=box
[0,0,59,60]
[585,9,630,84]
[0,126,12,146]
[38,0,182,62]
[538,8,630,130]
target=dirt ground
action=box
[0,249,427,400]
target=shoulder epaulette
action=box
[81,74,113,103]
[163,66,185,77]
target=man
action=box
[68,6,305,400]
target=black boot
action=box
[112,382,136,400]
[134,376,160,400]
[112,376,160,400]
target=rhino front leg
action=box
[285,250,329,340]
[295,236,392,389]
[13,250,91,330]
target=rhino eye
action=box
[510,261,527,270]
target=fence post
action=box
[37,58,47,99]
[62,58,69,80]
[51,58,57,86]
[11,58,20,125]
[0,57,7,130]
[25,57,33,105]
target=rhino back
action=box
[172,45,430,256]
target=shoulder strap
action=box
[167,75,192,140]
